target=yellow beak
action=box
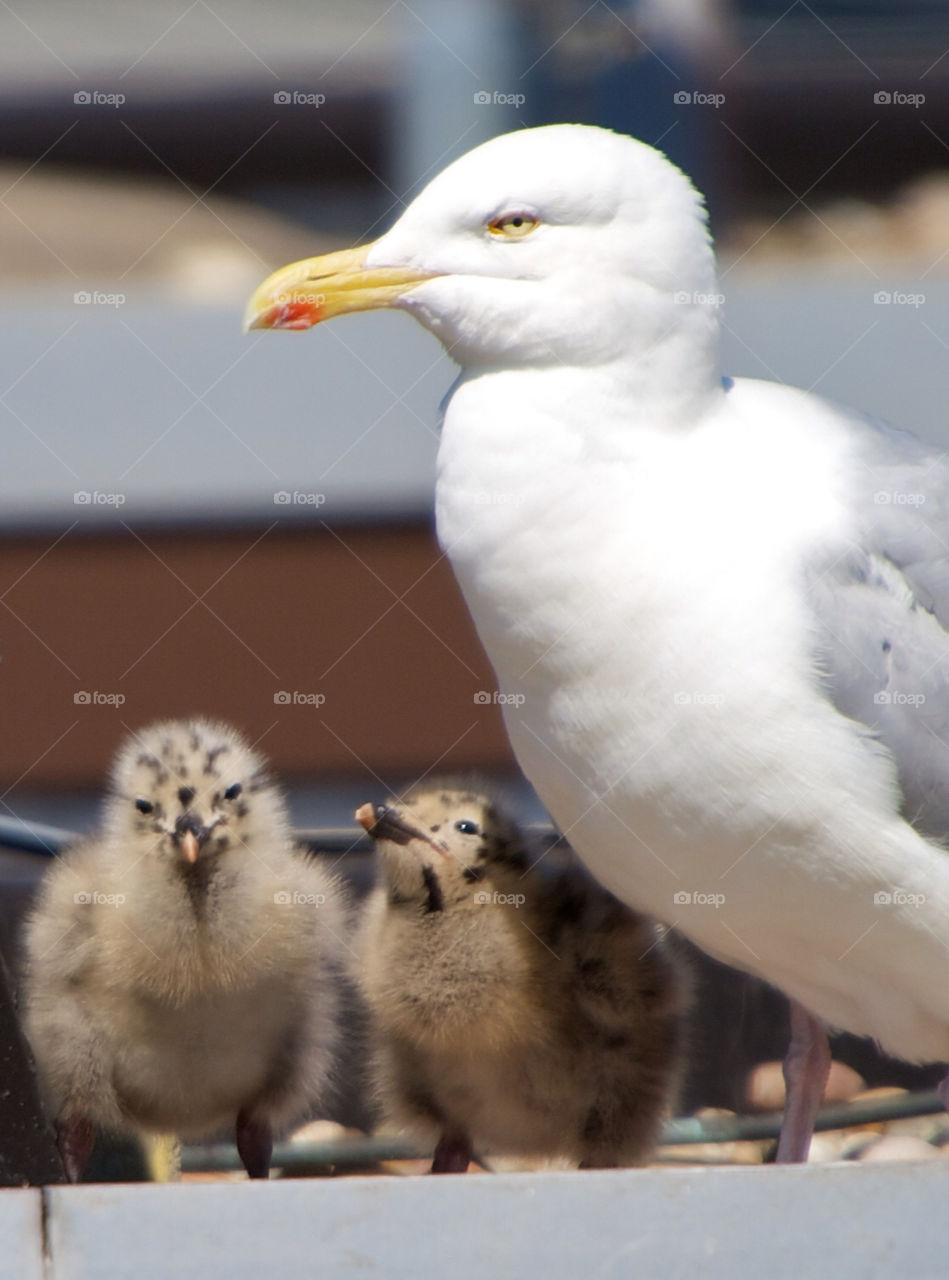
[243,243,437,332]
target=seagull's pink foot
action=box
[57,1116,96,1183]
[236,1109,273,1179]
[938,1073,949,1114]
[775,1000,831,1163]
[431,1131,473,1174]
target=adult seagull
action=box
[245,124,949,1162]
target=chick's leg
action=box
[431,1131,472,1174]
[236,1108,273,1179]
[57,1116,96,1183]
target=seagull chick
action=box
[354,780,689,1172]
[247,123,949,1161]
[23,718,346,1181]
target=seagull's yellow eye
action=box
[487,213,539,238]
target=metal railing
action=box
[4,813,945,1170]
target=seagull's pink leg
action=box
[936,1074,949,1114]
[775,1000,831,1163]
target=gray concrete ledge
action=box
[0,1189,44,1280]
[1,1162,946,1279]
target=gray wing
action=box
[806,412,949,840]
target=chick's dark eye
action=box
[224,783,242,801]
[455,819,480,836]
[135,797,153,814]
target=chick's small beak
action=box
[355,802,377,833]
[243,243,438,333]
[175,813,219,864]
[355,802,448,855]
[180,830,199,864]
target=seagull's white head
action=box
[105,718,288,869]
[245,124,720,371]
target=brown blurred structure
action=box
[0,520,511,792]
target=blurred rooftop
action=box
[1,0,948,796]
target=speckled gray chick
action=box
[23,719,347,1180]
[355,780,690,1172]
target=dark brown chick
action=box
[354,779,690,1172]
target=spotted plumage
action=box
[23,718,347,1181]
[354,779,690,1171]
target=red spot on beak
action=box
[265,299,324,330]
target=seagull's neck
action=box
[436,309,724,672]
[603,316,722,432]
[449,317,722,452]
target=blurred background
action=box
[2,0,949,1111]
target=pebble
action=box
[745,1060,865,1112]
[857,1135,944,1162]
